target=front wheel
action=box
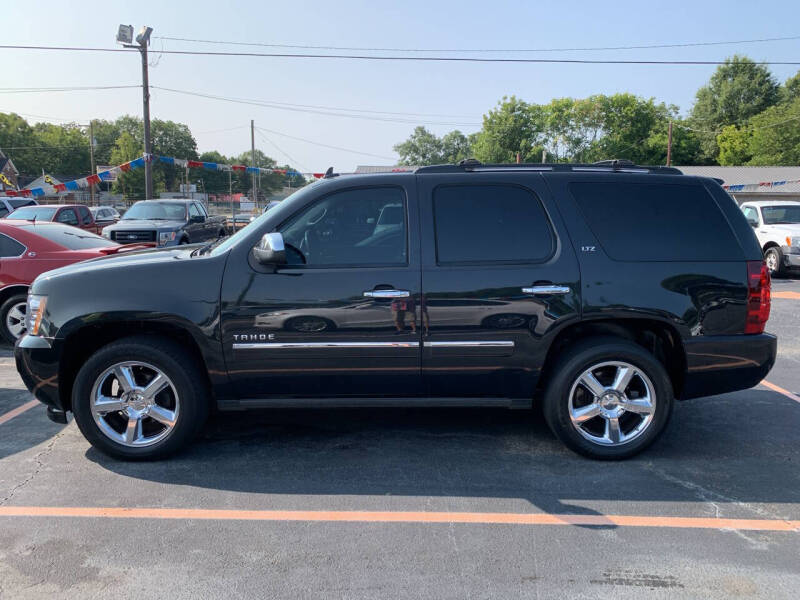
[543,337,674,460]
[765,247,784,278]
[71,336,209,460]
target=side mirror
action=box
[189,215,205,224]
[747,218,758,228]
[253,232,286,265]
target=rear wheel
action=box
[71,336,209,460]
[765,246,784,277]
[543,337,674,460]
[1,293,28,344]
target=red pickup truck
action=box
[3,204,101,234]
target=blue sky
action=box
[2,0,799,171]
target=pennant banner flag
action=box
[3,153,337,197]
[723,178,800,191]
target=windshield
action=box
[762,205,800,225]
[6,206,58,221]
[18,223,117,249]
[123,202,186,221]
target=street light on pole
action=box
[116,24,154,199]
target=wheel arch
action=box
[762,241,780,253]
[537,318,687,400]
[0,284,29,306]
[58,320,214,412]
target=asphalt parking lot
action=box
[1,279,799,599]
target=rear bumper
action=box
[14,335,64,411]
[680,333,777,399]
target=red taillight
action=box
[745,260,771,334]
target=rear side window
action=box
[433,184,554,264]
[0,233,26,257]
[57,208,79,226]
[570,182,743,261]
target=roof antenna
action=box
[322,167,338,179]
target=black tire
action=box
[542,336,674,460]
[71,335,209,460]
[284,315,336,333]
[765,246,784,278]
[0,293,28,344]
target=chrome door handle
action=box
[522,285,570,295]
[363,289,410,298]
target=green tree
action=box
[0,112,37,176]
[746,97,800,165]
[30,123,90,175]
[471,96,546,163]
[717,125,753,165]
[689,55,780,161]
[393,126,472,165]
[111,131,164,201]
[781,71,800,103]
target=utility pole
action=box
[666,120,673,167]
[88,120,96,205]
[141,41,153,198]
[228,169,233,227]
[251,119,257,206]
[116,25,153,199]
[516,152,521,164]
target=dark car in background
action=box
[102,199,228,246]
[4,204,101,235]
[0,221,153,342]
[15,161,775,461]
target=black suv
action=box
[15,161,776,460]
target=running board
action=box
[219,397,532,410]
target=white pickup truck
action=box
[740,200,800,276]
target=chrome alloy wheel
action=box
[89,361,179,447]
[5,301,27,339]
[567,361,656,446]
[765,249,779,273]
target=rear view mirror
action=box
[253,232,286,265]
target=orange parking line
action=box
[0,506,798,532]
[0,399,39,426]
[772,291,800,299]
[761,380,800,404]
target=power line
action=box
[152,86,480,126]
[255,129,310,173]
[255,125,395,160]
[0,85,140,93]
[155,34,800,53]
[1,45,799,66]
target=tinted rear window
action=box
[570,182,742,261]
[17,223,116,250]
[433,184,554,264]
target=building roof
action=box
[676,166,800,193]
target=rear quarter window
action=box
[569,182,743,262]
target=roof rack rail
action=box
[415,159,682,175]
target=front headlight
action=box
[26,294,48,336]
[789,236,800,247]
[159,231,177,246]
[101,228,110,239]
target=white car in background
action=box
[741,200,800,277]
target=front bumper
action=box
[781,246,800,268]
[14,334,64,412]
[680,333,777,399]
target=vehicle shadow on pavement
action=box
[87,388,800,521]
[0,390,68,461]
